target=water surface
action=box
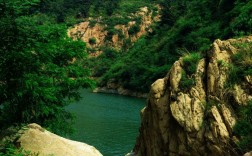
[66,89,146,156]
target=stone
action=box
[244,152,252,156]
[16,123,103,156]
[68,6,161,56]
[132,35,252,156]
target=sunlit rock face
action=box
[133,36,252,156]
[67,6,160,57]
[17,123,103,156]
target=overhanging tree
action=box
[0,0,93,134]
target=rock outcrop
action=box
[132,36,252,156]
[244,151,252,156]
[5,123,103,156]
[68,6,160,56]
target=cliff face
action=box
[67,6,160,56]
[133,36,252,156]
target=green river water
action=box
[66,89,146,156]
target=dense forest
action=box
[0,0,252,155]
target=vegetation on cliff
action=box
[0,0,251,155]
[234,100,252,152]
[97,0,252,92]
[231,43,252,152]
[132,36,252,156]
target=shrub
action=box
[89,37,97,45]
[106,28,117,40]
[179,70,195,91]
[128,24,140,35]
[233,100,252,152]
[227,43,252,86]
[89,19,97,28]
[178,52,201,91]
[182,52,202,75]
[103,16,130,26]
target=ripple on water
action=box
[66,89,146,156]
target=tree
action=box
[0,0,93,135]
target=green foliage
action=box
[179,71,195,91]
[182,52,201,75]
[99,36,173,92]
[128,24,141,35]
[234,100,252,152]
[96,0,252,92]
[116,0,155,14]
[105,28,117,41]
[232,43,252,67]
[89,37,97,45]
[177,52,201,91]
[0,137,38,156]
[87,48,120,78]
[103,16,130,26]
[227,43,252,86]
[89,0,120,16]
[230,0,252,36]
[89,19,97,27]
[0,0,93,135]
[205,99,220,112]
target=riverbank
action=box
[93,87,148,98]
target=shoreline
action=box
[93,87,148,98]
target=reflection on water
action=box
[66,89,146,156]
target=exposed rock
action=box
[68,6,160,56]
[125,152,136,156]
[244,151,252,156]
[67,21,106,50]
[11,123,103,156]
[133,36,252,156]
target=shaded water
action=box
[66,89,146,156]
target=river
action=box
[66,89,146,156]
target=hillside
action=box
[94,0,252,93]
[67,5,160,57]
[58,0,252,95]
[0,0,252,155]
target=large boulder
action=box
[11,123,102,156]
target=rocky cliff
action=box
[67,6,160,57]
[1,123,102,156]
[133,36,252,156]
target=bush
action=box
[128,24,140,35]
[105,28,117,40]
[89,37,97,45]
[89,19,97,28]
[227,43,252,86]
[0,132,37,156]
[179,70,195,91]
[182,52,202,75]
[177,52,201,91]
[234,100,252,152]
